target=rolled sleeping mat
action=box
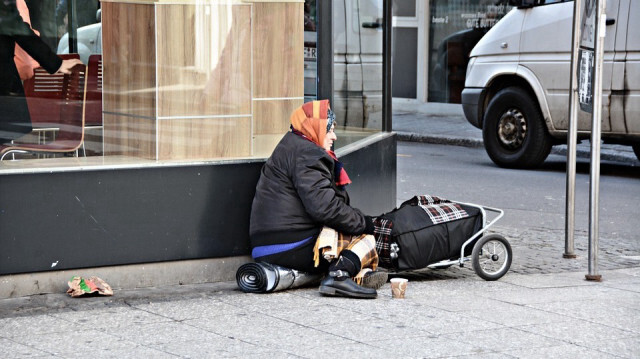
[236,262,322,293]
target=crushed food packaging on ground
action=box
[66,276,113,297]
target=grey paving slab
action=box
[71,346,179,359]
[388,275,516,295]
[214,289,320,309]
[234,351,304,359]
[458,300,572,327]
[106,321,222,346]
[443,327,566,352]
[147,338,269,358]
[356,299,504,335]
[185,313,356,352]
[603,282,640,293]
[411,290,514,313]
[503,344,618,359]
[260,303,373,326]
[0,337,51,357]
[578,336,640,358]
[48,305,172,328]
[0,314,80,337]
[291,342,398,359]
[516,318,637,344]
[473,284,637,306]
[498,271,602,289]
[133,298,245,321]
[528,301,640,334]
[445,353,518,359]
[10,329,135,357]
[371,334,490,358]
[315,318,433,344]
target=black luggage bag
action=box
[377,195,484,271]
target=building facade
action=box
[392,0,512,104]
[0,0,395,297]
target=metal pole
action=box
[383,0,392,132]
[68,0,78,54]
[317,0,333,105]
[564,0,582,259]
[586,0,606,282]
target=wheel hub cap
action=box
[497,109,526,150]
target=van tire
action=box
[482,87,552,168]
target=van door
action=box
[609,0,629,133]
[518,0,618,132]
[622,0,640,134]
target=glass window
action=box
[393,0,416,17]
[304,0,317,103]
[1,1,312,171]
[428,0,512,103]
[332,0,384,149]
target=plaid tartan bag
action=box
[374,195,484,270]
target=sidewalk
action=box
[392,99,640,165]
[1,267,638,358]
[1,101,638,358]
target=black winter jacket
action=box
[250,132,369,248]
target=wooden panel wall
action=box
[102,1,303,160]
[252,3,303,98]
[252,2,304,155]
[103,114,156,158]
[158,117,251,160]
[102,2,157,159]
[156,4,251,117]
[253,99,301,135]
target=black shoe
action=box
[319,276,377,299]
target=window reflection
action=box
[428,0,512,103]
[333,0,384,149]
[1,1,312,169]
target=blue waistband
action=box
[251,236,314,259]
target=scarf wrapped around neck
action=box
[290,100,351,188]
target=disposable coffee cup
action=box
[390,278,408,299]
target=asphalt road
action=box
[396,141,640,275]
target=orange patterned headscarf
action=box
[290,100,331,148]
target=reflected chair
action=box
[85,54,102,128]
[0,59,87,161]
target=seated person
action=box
[249,100,386,299]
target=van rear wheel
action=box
[483,87,552,168]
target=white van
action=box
[461,0,639,168]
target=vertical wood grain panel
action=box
[253,2,304,98]
[253,98,302,135]
[102,2,156,117]
[157,117,251,160]
[103,114,156,159]
[156,4,251,117]
[102,2,157,159]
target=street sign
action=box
[578,0,597,113]
[578,49,594,113]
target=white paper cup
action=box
[390,278,408,299]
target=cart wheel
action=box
[472,234,512,281]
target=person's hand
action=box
[56,58,83,74]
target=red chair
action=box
[0,59,87,160]
[23,54,81,129]
[85,54,102,127]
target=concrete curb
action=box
[396,131,639,165]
